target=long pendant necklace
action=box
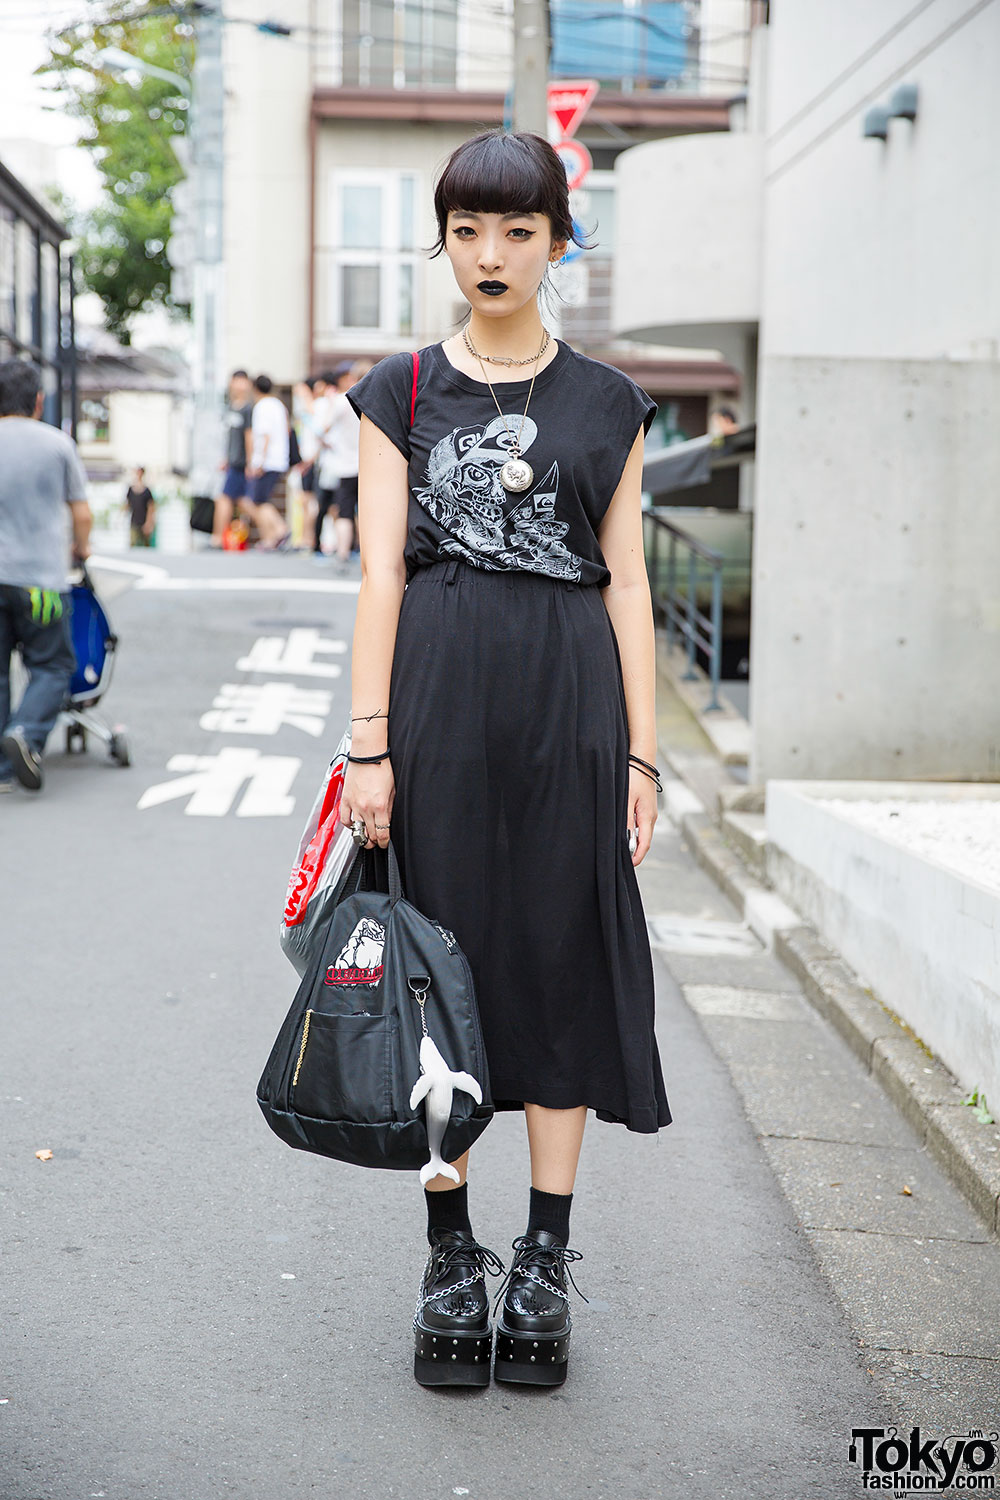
[464,328,550,493]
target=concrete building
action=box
[0,155,75,430]
[613,0,1000,782]
[219,0,755,440]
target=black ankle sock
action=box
[425,1180,472,1243]
[527,1186,572,1245]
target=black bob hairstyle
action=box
[430,129,590,258]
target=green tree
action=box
[37,5,194,342]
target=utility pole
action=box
[512,0,551,134]
[189,1,225,500]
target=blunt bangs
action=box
[431,130,583,257]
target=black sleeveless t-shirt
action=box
[346,339,656,588]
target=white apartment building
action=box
[220,0,755,440]
[613,0,1000,782]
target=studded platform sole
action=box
[412,1229,505,1389]
[492,1231,586,1387]
[493,1320,571,1385]
[413,1321,494,1386]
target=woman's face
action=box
[445,210,566,316]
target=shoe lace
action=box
[492,1234,589,1313]
[414,1238,506,1322]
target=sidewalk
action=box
[647,669,1000,1434]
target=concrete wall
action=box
[107,391,186,481]
[765,781,1000,1110]
[457,0,514,92]
[750,356,1000,781]
[750,0,1000,781]
[222,0,312,384]
[612,132,763,348]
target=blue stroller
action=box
[63,564,130,766]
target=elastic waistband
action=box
[410,557,585,591]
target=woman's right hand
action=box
[341,761,395,850]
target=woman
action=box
[342,129,671,1390]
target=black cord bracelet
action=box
[628,753,659,777]
[346,748,391,764]
[628,760,663,792]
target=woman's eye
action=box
[509,228,534,239]
[453,226,475,239]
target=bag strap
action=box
[342,839,404,906]
[410,350,420,429]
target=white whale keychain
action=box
[407,977,483,1186]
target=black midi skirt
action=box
[386,557,671,1135]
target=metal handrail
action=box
[643,509,725,711]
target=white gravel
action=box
[819,797,1000,895]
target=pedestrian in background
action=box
[292,373,335,552]
[709,405,740,437]
[340,129,670,1389]
[124,466,156,548]
[314,360,370,570]
[212,369,254,548]
[246,374,290,550]
[0,360,91,794]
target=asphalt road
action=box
[1,551,898,1500]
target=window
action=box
[341,0,457,88]
[0,206,15,337]
[328,170,419,338]
[41,242,59,362]
[342,264,381,327]
[15,218,38,349]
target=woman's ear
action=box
[549,239,568,265]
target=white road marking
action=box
[237,629,347,679]
[646,913,763,956]
[133,576,360,593]
[137,748,300,817]
[200,683,333,737]
[87,554,170,584]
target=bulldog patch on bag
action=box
[324,917,387,988]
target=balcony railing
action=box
[643,508,726,710]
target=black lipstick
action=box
[477,280,508,296]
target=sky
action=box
[0,0,101,209]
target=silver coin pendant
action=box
[499,457,534,492]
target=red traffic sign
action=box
[547,80,598,140]
[554,137,592,191]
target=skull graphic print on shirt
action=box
[414,415,583,581]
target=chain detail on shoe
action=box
[492,1234,588,1314]
[413,1238,505,1326]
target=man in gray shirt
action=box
[0,360,92,793]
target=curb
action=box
[659,756,1000,1239]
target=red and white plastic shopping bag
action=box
[280,725,357,974]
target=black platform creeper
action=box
[413,1228,505,1387]
[493,1230,587,1386]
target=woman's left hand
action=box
[627,765,659,866]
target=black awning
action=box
[643,425,756,499]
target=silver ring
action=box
[351,817,369,847]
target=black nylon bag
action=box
[257,840,493,1170]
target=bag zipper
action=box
[292,1009,313,1088]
